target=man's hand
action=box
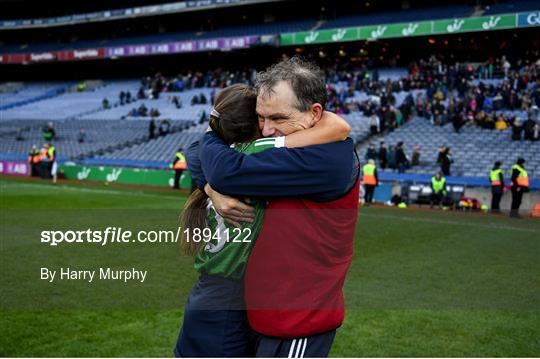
[204,184,255,228]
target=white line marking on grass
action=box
[0,182,181,200]
[361,212,540,234]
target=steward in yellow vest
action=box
[362,159,378,205]
[489,161,504,213]
[510,158,529,218]
[171,148,186,189]
[28,145,41,177]
[430,171,447,208]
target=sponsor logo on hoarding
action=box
[109,47,125,57]
[482,16,501,30]
[447,19,465,33]
[228,37,246,48]
[130,45,148,55]
[331,29,347,42]
[30,52,55,61]
[106,168,122,182]
[174,41,195,52]
[77,167,91,180]
[527,12,540,25]
[151,44,170,54]
[0,161,29,176]
[402,23,420,36]
[369,26,387,40]
[73,49,99,59]
[305,31,319,44]
[199,39,219,50]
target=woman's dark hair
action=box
[180,84,258,256]
[208,84,259,145]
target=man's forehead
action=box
[257,82,295,112]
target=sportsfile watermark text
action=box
[40,227,252,246]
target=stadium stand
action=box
[0,82,72,110]
[1,59,538,172]
[94,123,207,166]
[80,88,214,121]
[483,0,540,14]
[319,4,473,30]
[0,80,140,120]
[0,118,195,161]
[357,116,540,179]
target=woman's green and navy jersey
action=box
[193,136,285,280]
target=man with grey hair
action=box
[186,57,360,357]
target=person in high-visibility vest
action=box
[48,144,57,184]
[430,171,447,208]
[489,161,504,213]
[39,144,51,179]
[28,145,41,177]
[362,159,378,205]
[171,147,186,189]
[510,158,529,218]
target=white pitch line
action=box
[360,212,540,234]
[0,182,181,200]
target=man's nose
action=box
[262,119,276,137]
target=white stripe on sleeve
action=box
[300,338,308,358]
[288,339,297,358]
[294,339,303,358]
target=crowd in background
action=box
[106,55,539,147]
[323,55,539,138]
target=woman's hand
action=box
[204,184,255,228]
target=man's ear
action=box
[310,103,324,125]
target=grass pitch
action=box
[1,176,539,357]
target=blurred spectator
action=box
[42,122,55,141]
[502,56,511,79]
[524,116,537,141]
[137,87,146,99]
[436,146,446,165]
[172,96,182,109]
[369,113,379,135]
[511,117,523,141]
[126,91,132,103]
[387,145,396,170]
[395,142,409,173]
[15,127,24,141]
[150,108,161,118]
[440,147,453,176]
[452,112,465,133]
[78,128,86,143]
[198,109,207,124]
[149,119,156,140]
[532,124,540,141]
[200,93,208,105]
[411,145,421,167]
[365,143,377,161]
[159,119,171,136]
[119,91,126,105]
[102,98,110,109]
[495,115,508,131]
[138,104,148,117]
